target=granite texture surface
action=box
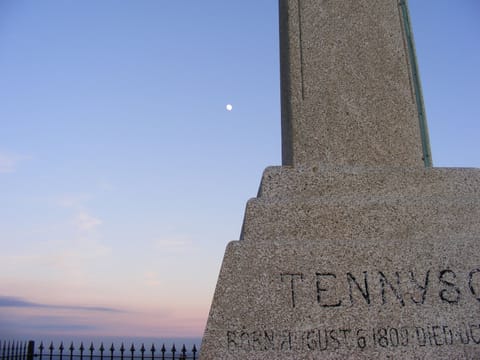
[202,237,480,359]
[280,0,425,167]
[240,166,480,243]
[201,167,480,359]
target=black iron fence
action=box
[0,341,199,360]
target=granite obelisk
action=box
[201,1,480,359]
[279,0,430,168]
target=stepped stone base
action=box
[201,167,480,359]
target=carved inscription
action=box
[224,268,480,354]
[280,273,303,308]
[280,268,480,308]
[226,323,480,352]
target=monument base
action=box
[201,167,480,359]
[202,238,480,359]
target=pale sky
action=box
[0,0,479,340]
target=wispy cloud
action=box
[56,193,92,208]
[143,272,162,287]
[153,236,193,253]
[75,211,102,231]
[0,296,122,313]
[55,194,103,231]
[0,152,29,173]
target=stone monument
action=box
[201,0,480,359]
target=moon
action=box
[226,104,233,112]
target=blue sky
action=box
[0,0,479,339]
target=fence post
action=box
[27,341,35,360]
